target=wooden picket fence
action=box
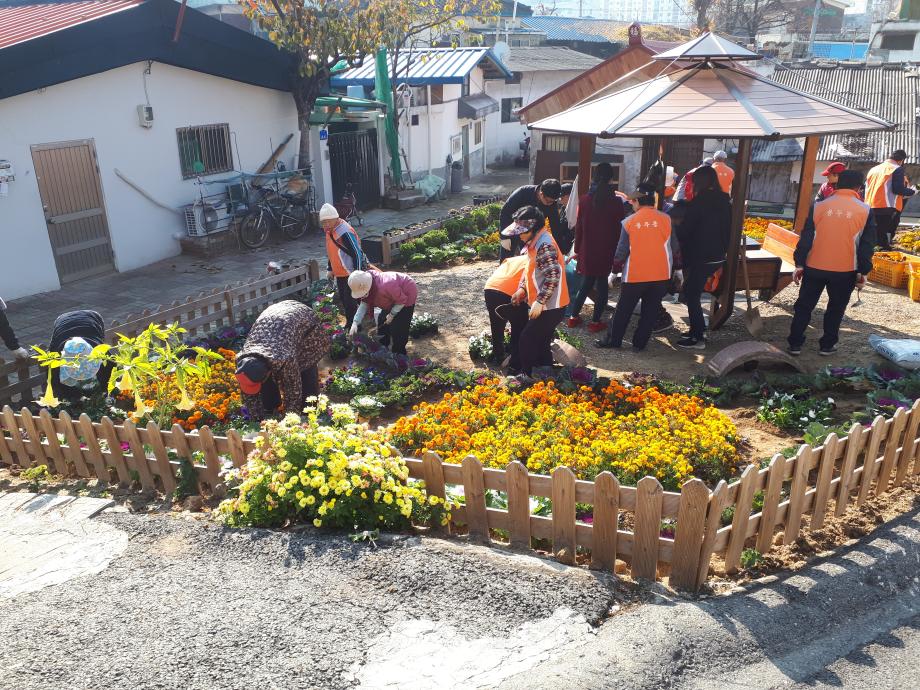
[0,262,321,407]
[3,398,917,590]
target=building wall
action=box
[0,61,298,300]
[484,69,586,165]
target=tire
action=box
[239,210,271,249]
[281,204,309,240]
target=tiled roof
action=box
[0,0,142,49]
[330,47,512,87]
[768,62,918,163]
[498,46,602,72]
[520,16,687,44]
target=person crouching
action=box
[483,254,529,369]
[235,300,331,422]
[348,270,418,356]
[49,310,113,401]
[505,206,569,375]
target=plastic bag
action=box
[869,334,920,370]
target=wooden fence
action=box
[3,398,917,590]
[0,262,320,407]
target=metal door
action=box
[640,138,705,180]
[31,139,115,283]
[461,125,470,179]
[327,129,380,210]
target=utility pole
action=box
[807,0,822,57]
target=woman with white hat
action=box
[48,310,113,401]
[347,269,418,356]
[319,202,366,329]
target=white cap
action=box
[348,270,373,299]
[319,203,339,222]
[714,150,728,161]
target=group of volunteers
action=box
[0,149,911,422]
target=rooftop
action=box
[497,46,602,73]
[0,0,142,49]
[330,47,512,87]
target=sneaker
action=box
[567,316,583,328]
[676,336,706,350]
[587,321,606,333]
[818,345,838,356]
[595,338,621,349]
[787,345,802,356]
[653,311,673,333]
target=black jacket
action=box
[499,185,568,259]
[50,310,106,351]
[0,310,19,350]
[674,189,732,267]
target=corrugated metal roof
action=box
[520,16,687,44]
[652,32,760,61]
[499,46,602,72]
[752,138,805,162]
[768,62,919,163]
[530,61,891,139]
[0,0,143,50]
[330,47,512,87]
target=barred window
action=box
[501,97,522,123]
[177,124,233,179]
[543,134,574,152]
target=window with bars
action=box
[176,123,233,179]
[501,97,523,123]
[474,119,483,145]
[543,134,575,152]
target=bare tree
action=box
[714,0,793,43]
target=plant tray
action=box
[868,251,910,289]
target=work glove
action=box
[855,272,866,288]
[529,301,544,320]
[511,288,526,306]
[12,347,29,360]
[793,267,805,285]
[672,269,684,291]
[326,270,334,282]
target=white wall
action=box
[484,69,587,165]
[0,61,299,300]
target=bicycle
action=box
[334,182,363,227]
[238,180,310,249]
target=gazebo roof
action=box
[652,32,761,61]
[529,61,892,140]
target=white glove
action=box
[326,270,334,282]
[673,269,684,290]
[348,322,358,338]
[529,301,544,320]
[12,347,29,360]
[384,313,395,325]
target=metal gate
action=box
[640,138,705,180]
[328,129,380,210]
[31,139,115,283]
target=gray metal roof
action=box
[330,47,511,87]
[653,32,761,61]
[752,138,805,162]
[498,46,602,73]
[768,62,919,163]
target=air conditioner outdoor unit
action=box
[182,201,229,237]
[137,104,154,128]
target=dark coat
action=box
[573,191,625,277]
[499,185,567,260]
[674,189,732,267]
[49,310,111,400]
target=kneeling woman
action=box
[348,270,418,356]
[505,206,568,375]
[483,254,529,368]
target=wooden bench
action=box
[757,222,798,297]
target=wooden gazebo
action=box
[529,33,892,328]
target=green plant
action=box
[468,331,494,360]
[475,242,500,259]
[421,229,449,248]
[554,328,583,349]
[756,392,835,433]
[407,253,429,268]
[173,457,200,502]
[409,312,439,338]
[398,238,425,259]
[740,548,764,569]
[20,464,52,488]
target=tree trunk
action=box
[297,110,311,171]
[292,64,322,171]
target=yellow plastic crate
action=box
[909,262,920,302]
[868,251,910,289]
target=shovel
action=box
[740,238,764,337]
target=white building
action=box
[331,48,513,184]
[0,0,306,300]
[607,0,692,28]
[483,47,602,165]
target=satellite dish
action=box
[493,41,510,64]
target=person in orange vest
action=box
[815,161,846,202]
[596,183,681,351]
[506,206,569,375]
[712,150,734,195]
[864,149,915,249]
[787,170,876,356]
[483,254,529,367]
[319,203,366,329]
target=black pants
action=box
[518,307,565,375]
[484,289,528,366]
[606,280,669,350]
[683,262,722,340]
[788,268,857,351]
[336,276,359,328]
[377,304,415,355]
[872,208,900,249]
[568,275,609,323]
[260,366,319,415]
[0,309,19,350]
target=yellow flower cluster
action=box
[219,398,451,529]
[744,216,793,242]
[470,231,500,248]
[895,229,920,254]
[389,380,739,490]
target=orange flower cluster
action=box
[744,216,792,242]
[388,379,739,490]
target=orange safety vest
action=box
[485,255,528,296]
[806,190,871,273]
[865,161,906,211]
[525,228,569,309]
[621,207,673,283]
[325,221,362,277]
[713,161,734,195]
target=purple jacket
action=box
[363,271,418,310]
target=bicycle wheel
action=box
[239,209,272,249]
[281,203,309,240]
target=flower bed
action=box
[744,216,793,242]
[397,204,501,268]
[389,378,740,490]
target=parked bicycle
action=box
[239,181,310,249]
[334,182,363,227]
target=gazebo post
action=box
[711,136,753,330]
[578,136,595,195]
[793,135,820,233]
